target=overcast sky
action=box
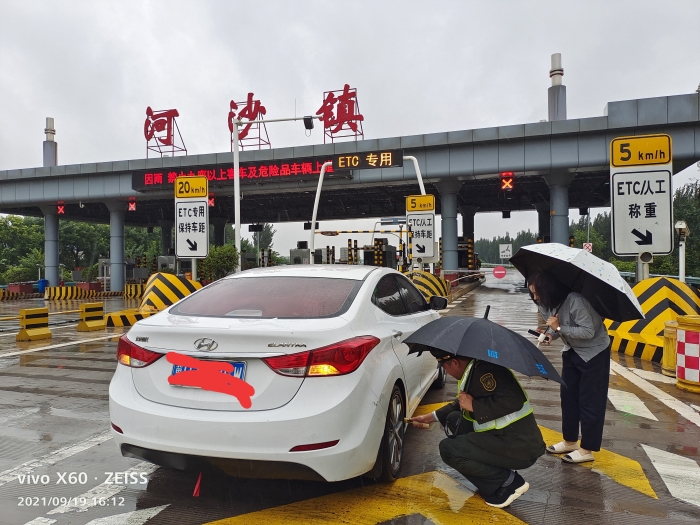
[1,1,699,254]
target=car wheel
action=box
[378,385,405,482]
[430,364,446,389]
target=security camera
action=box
[675,221,690,239]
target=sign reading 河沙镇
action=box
[610,134,672,168]
[132,157,339,191]
[331,150,403,171]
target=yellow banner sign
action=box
[610,134,672,168]
[175,176,208,198]
[406,194,435,212]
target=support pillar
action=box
[534,202,551,242]
[543,174,574,245]
[106,202,126,292]
[212,218,228,247]
[159,220,173,256]
[39,207,60,286]
[458,205,479,242]
[436,180,462,272]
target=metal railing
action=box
[618,271,700,286]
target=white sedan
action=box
[109,265,447,482]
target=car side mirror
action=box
[429,296,448,310]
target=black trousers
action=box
[439,412,538,496]
[560,346,610,452]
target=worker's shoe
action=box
[484,472,529,508]
[546,441,578,454]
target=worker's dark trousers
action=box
[438,412,535,497]
[560,347,610,452]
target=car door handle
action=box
[392,330,403,339]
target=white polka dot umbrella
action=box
[510,244,644,322]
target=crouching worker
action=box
[410,349,545,508]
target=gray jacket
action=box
[538,292,610,362]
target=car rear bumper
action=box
[108,364,387,482]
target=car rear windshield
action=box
[170,277,362,319]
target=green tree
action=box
[201,244,239,280]
[59,221,109,269]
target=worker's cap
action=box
[430,349,456,363]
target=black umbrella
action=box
[405,315,564,385]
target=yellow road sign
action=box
[406,194,435,212]
[175,176,208,198]
[610,134,672,168]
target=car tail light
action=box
[116,335,163,368]
[263,336,379,377]
[261,351,310,377]
[111,422,124,434]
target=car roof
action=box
[225,265,382,281]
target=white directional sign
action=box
[407,212,434,258]
[499,244,513,259]
[610,134,673,257]
[175,200,209,258]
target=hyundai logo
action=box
[193,338,218,352]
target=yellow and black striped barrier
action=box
[44,286,97,300]
[0,289,43,300]
[17,307,52,342]
[105,308,156,327]
[406,270,450,300]
[125,284,145,298]
[605,277,700,362]
[140,272,202,312]
[77,302,106,332]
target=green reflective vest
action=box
[457,360,533,432]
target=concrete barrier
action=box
[406,270,450,300]
[17,307,52,342]
[125,284,145,298]
[140,272,202,311]
[77,302,106,332]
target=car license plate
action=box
[170,361,246,387]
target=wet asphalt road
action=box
[0,277,699,524]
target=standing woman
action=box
[528,271,611,463]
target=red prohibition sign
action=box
[492,266,507,279]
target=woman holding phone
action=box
[528,271,611,464]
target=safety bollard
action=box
[77,302,106,332]
[661,320,678,377]
[17,307,52,342]
[675,315,700,393]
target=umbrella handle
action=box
[483,306,490,319]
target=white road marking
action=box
[631,368,677,384]
[642,444,700,508]
[0,431,112,487]
[0,335,118,359]
[446,305,457,308]
[691,404,700,413]
[610,369,617,375]
[47,462,158,514]
[610,360,700,429]
[83,505,168,525]
[22,518,56,525]
[607,388,658,421]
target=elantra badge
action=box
[268,343,307,348]
[193,338,218,352]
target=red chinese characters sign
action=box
[316,84,364,143]
[228,93,271,151]
[132,158,336,191]
[144,107,187,158]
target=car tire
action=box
[377,385,405,483]
[430,364,446,390]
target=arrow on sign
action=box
[186,239,198,251]
[416,244,426,254]
[631,229,653,245]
